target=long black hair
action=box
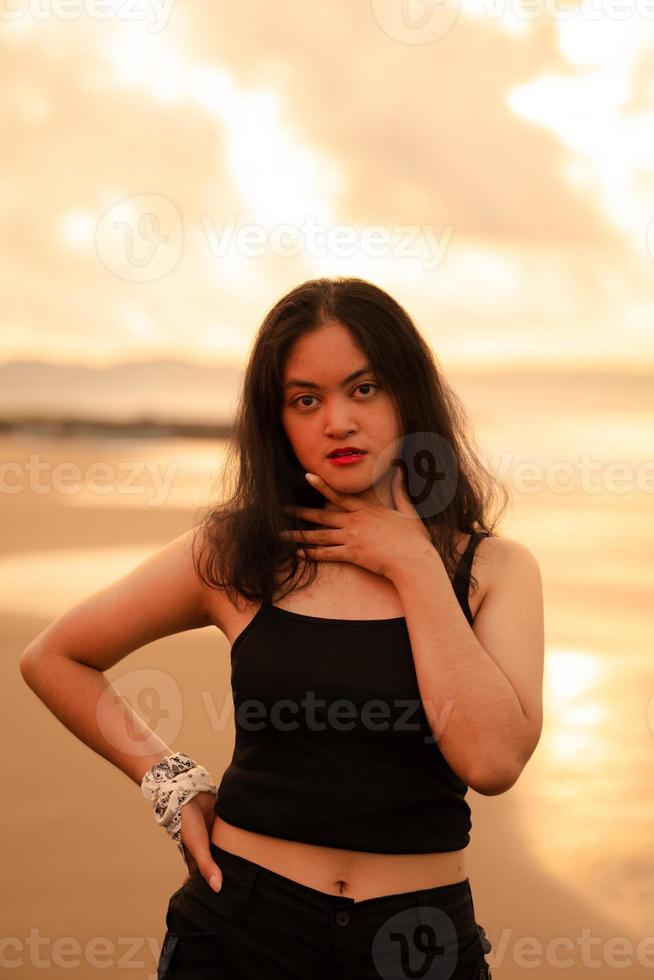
[192,276,509,610]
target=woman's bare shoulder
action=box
[455,530,538,601]
[473,533,540,595]
[478,533,538,565]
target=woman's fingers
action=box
[199,855,223,892]
[180,796,223,892]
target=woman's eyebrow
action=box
[284,365,373,390]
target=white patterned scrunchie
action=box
[140,751,218,862]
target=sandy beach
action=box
[4,430,653,979]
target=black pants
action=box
[157,842,493,979]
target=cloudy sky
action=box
[2,0,654,371]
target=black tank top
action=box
[214,531,490,854]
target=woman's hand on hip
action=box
[180,791,223,892]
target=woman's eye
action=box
[292,383,379,410]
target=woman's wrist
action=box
[141,751,218,862]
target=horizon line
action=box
[0,355,652,377]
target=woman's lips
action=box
[327,451,367,466]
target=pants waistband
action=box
[208,841,487,956]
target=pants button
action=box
[335,910,350,926]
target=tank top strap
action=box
[452,530,490,619]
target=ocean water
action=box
[4,412,653,952]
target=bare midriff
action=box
[210,815,467,901]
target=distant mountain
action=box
[450,366,653,415]
[0,358,243,424]
[0,358,650,427]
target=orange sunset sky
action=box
[1,0,653,372]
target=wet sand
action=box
[4,432,653,978]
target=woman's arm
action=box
[18,527,213,786]
[390,536,544,796]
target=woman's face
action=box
[280,320,402,511]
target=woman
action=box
[20,276,544,979]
